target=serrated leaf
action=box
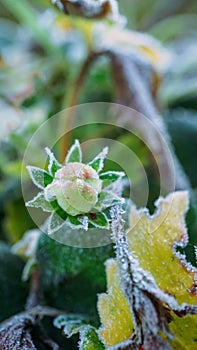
[127,191,196,305]
[88,147,108,173]
[100,171,125,188]
[127,191,197,348]
[26,192,52,212]
[48,211,66,234]
[98,259,133,347]
[78,216,89,231]
[95,190,124,211]
[87,212,109,229]
[54,313,87,329]
[67,215,85,228]
[54,315,104,350]
[98,192,197,348]
[64,321,84,338]
[79,325,104,350]
[67,215,89,231]
[26,166,53,189]
[54,314,87,338]
[65,140,82,164]
[45,147,62,176]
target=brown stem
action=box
[25,267,43,311]
[60,45,190,191]
[107,48,191,191]
[0,307,65,328]
[59,51,100,162]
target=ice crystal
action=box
[65,139,82,164]
[0,313,59,350]
[54,313,104,349]
[98,195,197,349]
[26,141,125,234]
[0,315,37,350]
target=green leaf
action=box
[100,171,125,188]
[79,326,104,350]
[67,215,89,231]
[0,242,28,322]
[54,315,104,350]
[26,192,52,212]
[95,191,124,211]
[88,147,108,173]
[65,140,82,164]
[45,147,62,176]
[26,166,53,189]
[36,234,114,318]
[48,211,66,234]
[36,233,114,284]
[87,212,110,229]
[54,314,87,338]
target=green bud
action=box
[44,162,102,216]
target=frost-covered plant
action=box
[11,229,41,281]
[25,142,197,349]
[26,140,125,234]
[98,192,197,349]
[1,1,197,349]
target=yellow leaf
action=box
[170,314,197,350]
[97,191,197,349]
[97,259,133,347]
[127,191,196,305]
[94,25,171,72]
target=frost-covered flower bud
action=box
[44,162,102,216]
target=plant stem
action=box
[59,51,99,162]
[107,48,191,191]
[26,267,43,311]
[60,46,190,191]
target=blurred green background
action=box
[0,0,196,347]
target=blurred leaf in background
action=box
[0,0,197,348]
[0,243,28,322]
